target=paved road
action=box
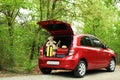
[0,67,120,80]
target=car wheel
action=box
[74,60,86,78]
[106,58,116,72]
[40,68,52,74]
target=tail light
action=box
[40,49,43,57]
[69,50,74,56]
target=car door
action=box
[80,36,100,69]
[90,36,107,68]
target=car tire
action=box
[40,68,52,74]
[106,58,116,72]
[74,60,86,78]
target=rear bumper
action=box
[38,56,77,70]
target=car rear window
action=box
[45,23,68,31]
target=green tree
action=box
[0,0,25,70]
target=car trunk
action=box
[37,20,73,58]
[42,35,73,58]
[54,35,73,57]
[37,20,73,36]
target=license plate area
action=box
[47,61,60,65]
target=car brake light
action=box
[40,49,43,57]
[69,50,74,56]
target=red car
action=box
[37,20,116,78]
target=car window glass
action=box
[80,36,92,47]
[91,37,103,48]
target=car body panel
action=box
[39,54,79,70]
